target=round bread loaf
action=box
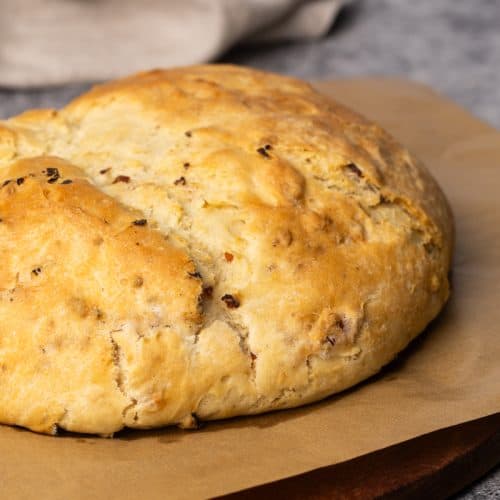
[0,65,453,436]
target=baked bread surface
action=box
[0,65,453,435]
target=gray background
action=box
[0,0,498,497]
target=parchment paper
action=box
[1,79,499,499]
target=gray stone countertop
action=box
[0,0,498,497]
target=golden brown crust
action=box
[0,65,453,435]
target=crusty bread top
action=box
[0,65,452,435]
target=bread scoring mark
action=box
[225,319,258,383]
[109,331,136,424]
[178,268,211,343]
[193,283,214,344]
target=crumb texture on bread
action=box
[0,65,453,435]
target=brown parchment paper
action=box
[1,79,499,500]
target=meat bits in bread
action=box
[0,65,453,436]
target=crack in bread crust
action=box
[109,331,137,423]
[0,65,453,435]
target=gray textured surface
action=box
[0,0,498,497]
[454,471,500,500]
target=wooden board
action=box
[222,413,500,499]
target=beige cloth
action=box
[0,0,346,87]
